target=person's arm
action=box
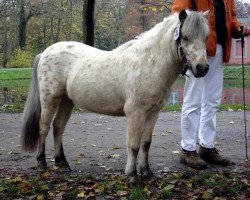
[171,0,192,14]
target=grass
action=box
[0,68,32,80]
[0,66,249,113]
[163,104,250,112]
[224,66,250,80]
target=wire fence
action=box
[0,78,31,112]
[1,76,249,112]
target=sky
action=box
[241,0,250,3]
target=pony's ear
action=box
[179,10,187,24]
[203,10,210,20]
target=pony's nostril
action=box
[197,64,202,71]
[196,64,209,77]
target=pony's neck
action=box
[136,16,183,80]
[114,14,183,85]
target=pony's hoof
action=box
[55,161,72,172]
[37,161,48,172]
[127,176,143,188]
[141,169,154,180]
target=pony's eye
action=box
[183,36,189,41]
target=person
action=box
[171,0,250,169]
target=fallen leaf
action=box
[201,191,212,199]
[77,192,85,198]
[167,129,173,134]
[48,191,55,197]
[106,167,113,171]
[37,194,44,200]
[53,165,59,170]
[164,184,175,192]
[117,191,128,196]
[112,145,120,150]
[111,154,119,158]
[12,176,22,182]
[41,184,49,191]
[75,160,81,165]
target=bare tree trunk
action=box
[10,1,18,53]
[41,0,47,49]
[18,0,27,49]
[3,16,8,68]
[66,0,73,40]
[82,0,95,46]
[140,0,147,31]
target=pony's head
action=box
[175,10,210,78]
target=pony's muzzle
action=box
[195,64,209,78]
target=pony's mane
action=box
[181,11,209,40]
[113,11,209,55]
[114,14,179,53]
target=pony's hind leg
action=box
[53,96,74,171]
[37,100,60,171]
[138,111,159,179]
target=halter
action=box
[174,24,192,77]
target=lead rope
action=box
[178,46,190,77]
[175,25,190,77]
[240,26,248,161]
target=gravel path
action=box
[0,111,249,175]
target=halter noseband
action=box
[174,24,191,77]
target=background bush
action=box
[8,49,35,68]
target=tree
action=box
[236,0,250,18]
[82,0,95,46]
[17,0,41,49]
[123,0,171,42]
[94,0,126,50]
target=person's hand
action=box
[238,25,250,37]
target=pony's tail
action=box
[21,54,41,152]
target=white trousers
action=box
[181,45,224,151]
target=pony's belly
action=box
[69,83,125,116]
[74,99,125,116]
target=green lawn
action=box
[0,68,32,80]
[0,66,249,84]
[0,66,249,112]
[0,68,32,88]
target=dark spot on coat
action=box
[66,44,75,49]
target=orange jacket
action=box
[171,0,242,63]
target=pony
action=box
[22,10,209,186]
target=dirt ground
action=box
[0,111,249,175]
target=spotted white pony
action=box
[22,10,209,186]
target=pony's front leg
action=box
[138,112,159,179]
[53,97,74,171]
[125,109,146,187]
